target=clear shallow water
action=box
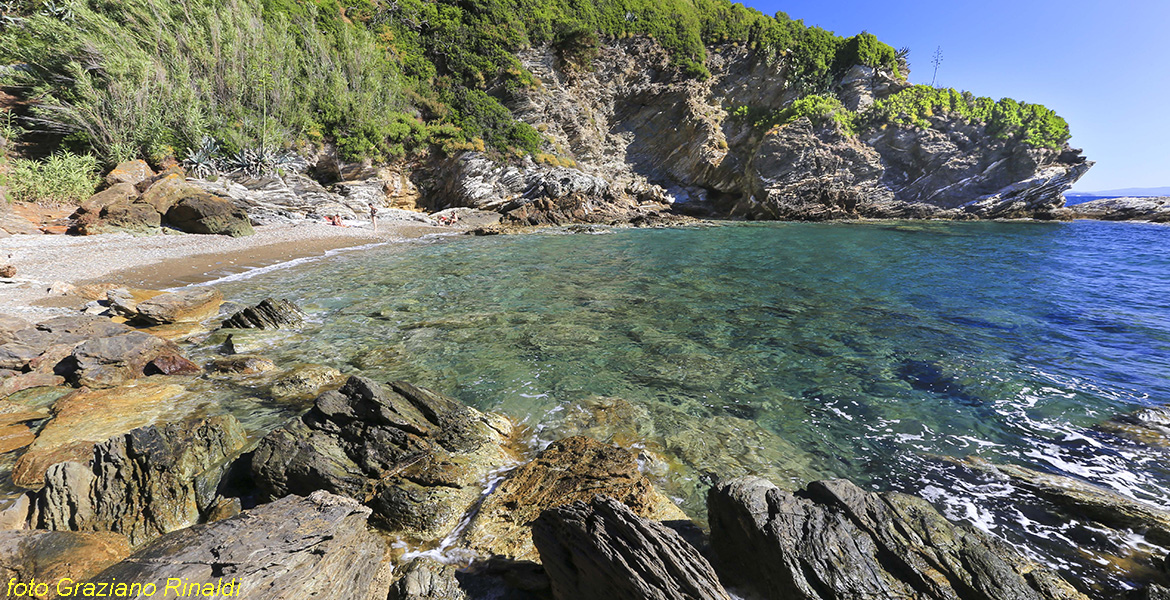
[212,220,1170,593]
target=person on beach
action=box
[369,203,378,234]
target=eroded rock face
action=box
[1068,196,1170,222]
[533,496,730,600]
[89,491,391,600]
[251,376,513,540]
[221,298,306,329]
[460,435,686,562]
[708,477,1088,600]
[36,415,249,547]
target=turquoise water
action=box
[212,220,1170,592]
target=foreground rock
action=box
[36,415,249,546]
[0,530,131,593]
[221,298,306,329]
[388,558,469,600]
[12,381,190,488]
[1068,197,1170,222]
[251,376,513,540]
[533,496,730,600]
[708,477,1088,600]
[90,491,390,600]
[461,436,686,562]
[0,399,50,454]
[0,315,131,371]
[60,330,190,388]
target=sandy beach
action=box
[0,218,465,318]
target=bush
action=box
[733,94,857,135]
[5,152,99,204]
[865,85,1070,150]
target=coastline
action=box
[0,219,466,317]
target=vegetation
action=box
[732,94,857,135]
[4,151,98,203]
[866,85,1070,150]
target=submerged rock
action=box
[209,355,277,375]
[533,496,730,600]
[708,477,1088,600]
[221,298,306,329]
[461,435,686,562]
[251,376,513,540]
[90,490,391,600]
[266,363,344,400]
[36,415,249,547]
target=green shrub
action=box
[732,94,858,135]
[865,85,1069,150]
[6,152,99,204]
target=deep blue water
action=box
[212,219,1170,593]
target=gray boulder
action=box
[89,490,390,600]
[60,331,184,388]
[389,558,469,600]
[533,496,730,600]
[251,376,513,540]
[37,415,249,547]
[165,192,255,236]
[708,477,1088,600]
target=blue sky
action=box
[739,0,1169,191]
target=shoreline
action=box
[0,220,467,317]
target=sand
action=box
[0,219,464,318]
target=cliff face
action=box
[427,38,1091,223]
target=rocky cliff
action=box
[418,38,1091,223]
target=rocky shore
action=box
[0,271,1166,600]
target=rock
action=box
[0,424,35,454]
[1134,584,1170,600]
[36,414,249,547]
[209,355,277,375]
[59,330,185,388]
[72,283,121,302]
[1069,196,1170,222]
[0,315,32,345]
[165,191,255,236]
[138,173,189,214]
[388,558,469,600]
[221,298,306,329]
[0,264,14,278]
[707,477,1088,600]
[460,436,686,562]
[89,491,391,599]
[106,287,165,317]
[267,363,344,400]
[77,182,139,216]
[103,159,154,187]
[11,380,189,488]
[1099,405,1170,447]
[958,456,1170,546]
[251,376,513,540]
[134,287,223,325]
[533,496,730,600]
[0,372,65,399]
[0,530,131,594]
[146,354,201,375]
[97,200,162,233]
[46,280,76,296]
[0,315,133,371]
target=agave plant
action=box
[225,146,298,178]
[38,0,74,22]
[182,136,221,179]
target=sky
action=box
[739,0,1170,192]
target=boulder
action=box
[0,315,133,371]
[145,354,201,376]
[461,436,686,562]
[133,287,223,325]
[165,192,254,237]
[103,160,154,187]
[36,415,249,547]
[251,376,513,540]
[89,491,391,600]
[0,531,131,595]
[707,477,1088,600]
[11,381,189,488]
[138,173,189,214]
[221,298,306,329]
[533,496,730,600]
[59,331,185,388]
[106,287,165,318]
[0,397,47,453]
[97,200,162,233]
[0,314,32,345]
[76,182,138,216]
